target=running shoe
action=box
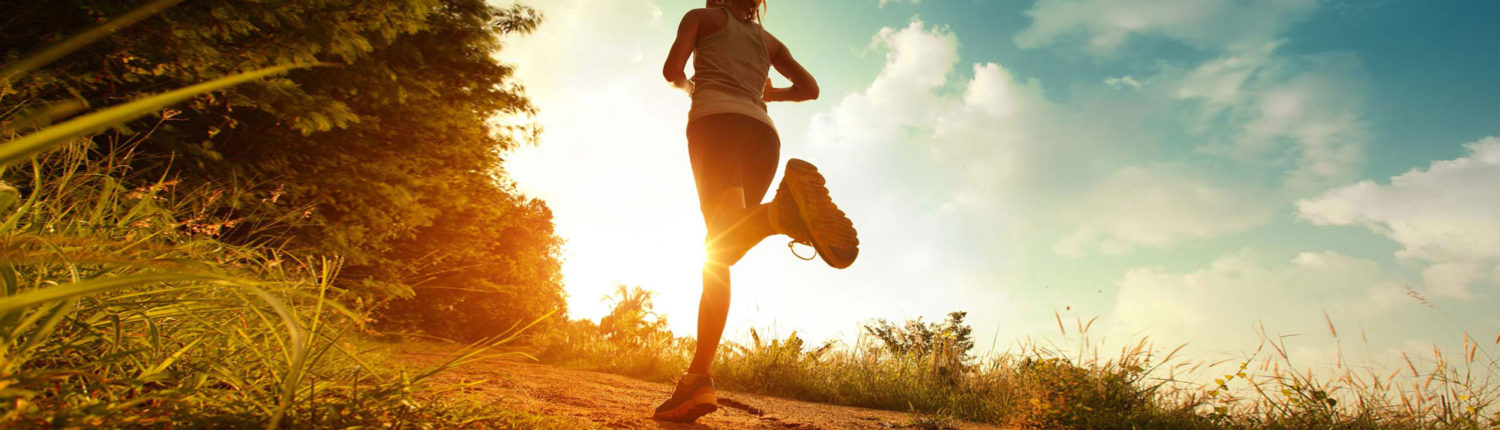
[652,373,718,422]
[769,158,859,269]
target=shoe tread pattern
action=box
[784,159,859,268]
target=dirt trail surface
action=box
[399,351,1006,429]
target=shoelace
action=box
[787,239,817,260]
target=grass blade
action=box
[0,272,244,316]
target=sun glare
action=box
[502,65,713,330]
[553,216,708,322]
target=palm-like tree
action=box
[599,285,666,344]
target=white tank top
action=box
[688,7,775,130]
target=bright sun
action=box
[503,75,713,330]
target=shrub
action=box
[0,141,551,427]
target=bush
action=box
[536,285,688,382]
[2,0,566,342]
[0,141,557,427]
[535,307,1500,429]
[863,311,976,383]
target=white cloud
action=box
[1014,0,1320,54]
[1054,165,1272,257]
[809,20,957,153]
[806,20,1087,260]
[1175,47,1369,192]
[926,62,1054,202]
[1298,137,1500,297]
[1236,54,1368,191]
[1104,75,1143,90]
[1175,44,1275,112]
[809,17,1321,265]
[1108,251,1428,368]
[1013,0,1370,194]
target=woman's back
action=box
[688,7,774,128]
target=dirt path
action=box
[399,351,1007,429]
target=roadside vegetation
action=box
[0,142,565,427]
[541,285,1500,429]
[3,0,564,342]
[1,0,568,427]
[7,1,1497,429]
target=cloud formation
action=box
[1054,165,1272,257]
[1170,46,1371,193]
[1109,251,1423,367]
[807,17,1363,265]
[1298,137,1500,297]
[1015,0,1320,54]
[809,20,958,153]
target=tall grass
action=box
[0,139,560,428]
[1,2,564,426]
[1187,322,1500,429]
[539,308,1500,429]
[537,317,693,382]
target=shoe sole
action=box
[653,392,719,422]
[783,159,859,269]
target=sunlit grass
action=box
[540,293,1500,429]
[0,1,572,426]
[0,140,565,427]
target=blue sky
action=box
[499,0,1498,381]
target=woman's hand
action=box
[672,77,695,95]
[763,86,790,102]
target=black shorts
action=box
[686,114,781,227]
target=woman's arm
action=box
[663,9,703,94]
[763,32,819,103]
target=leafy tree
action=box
[374,181,564,340]
[599,285,670,346]
[863,311,975,382]
[1,0,562,339]
[863,311,975,359]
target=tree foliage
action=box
[1,0,561,340]
[598,285,670,346]
[863,311,975,358]
[863,311,975,381]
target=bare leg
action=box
[687,262,730,375]
[687,187,778,375]
[707,205,776,266]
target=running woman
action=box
[653,0,860,422]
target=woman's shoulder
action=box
[683,8,729,38]
[684,7,727,20]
